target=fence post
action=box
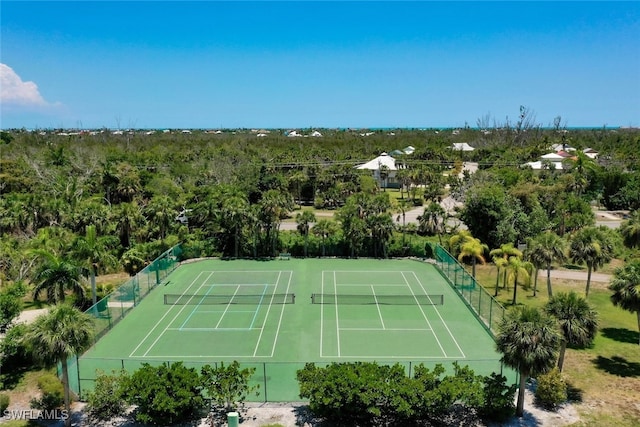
[263,363,268,402]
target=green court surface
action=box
[77,258,513,401]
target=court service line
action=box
[336,283,408,287]
[401,272,448,358]
[269,271,292,357]
[167,327,261,331]
[371,285,386,330]
[410,271,466,358]
[131,271,213,358]
[248,284,269,329]
[214,286,242,329]
[334,271,341,357]
[201,283,277,287]
[340,328,432,331]
[179,283,217,330]
[252,272,282,357]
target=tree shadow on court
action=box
[601,327,640,345]
[593,355,640,377]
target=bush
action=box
[0,393,9,412]
[479,373,516,422]
[30,372,64,410]
[123,362,203,425]
[85,370,129,421]
[200,361,259,411]
[535,368,567,410]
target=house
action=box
[524,151,572,170]
[311,131,322,137]
[583,148,599,159]
[356,152,401,189]
[450,142,475,151]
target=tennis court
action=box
[76,258,512,401]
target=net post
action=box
[263,363,268,403]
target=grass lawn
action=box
[472,263,640,426]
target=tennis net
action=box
[310,293,444,305]
[164,293,296,305]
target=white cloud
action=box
[0,63,49,107]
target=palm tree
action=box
[448,230,474,258]
[527,232,567,298]
[418,202,447,245]
[506,256,533,305]
[457,238,488,278]
[367,212,395,258]
[569,226,614,297]
[31,250,86,305]
[493,256,509,297]
[609,260,640,345]
[311,219,338,257]
[490,243,523,291]
[545,291,598,371]
[73,225,118,306]
[619,210,640,249]
[296,210,316,257]
[495,306,561,417]
[25,305,94,427]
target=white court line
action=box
[401,272,448,357]
[340,328,432,331]
[214,286,242,328]
[334,271,341,357]
[335,283,408,287]
[194,310,256,314]
[269,271,292,357]
[371,285,386,330]
[131,271,213,358]
[201,283,277,287]
[410,271,466,358]
[321,355,465,359]
[252,271,282,357]
[167,327,261,331]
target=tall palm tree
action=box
[506,256,533,305]
[493,256,509,297]
[367,212,395,258]
[25,305,95,427]
[619,210,640,249]
[569,226,614,297]
[527,232,567,298]
[418,202,447,245]
[490,243,523,291]
[73,225,118,306]
[495,306,561,417]
[31,250,86,305]
[545,292,598,371]
[311,219,338,257]
[609,260,640,345]
[457,238,488,278]
[296,210,316,257]
[448,230,475,258]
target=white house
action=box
[451,142,475,151]
[356,152,401,189]
[311,131,323,137]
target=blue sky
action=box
[1,1,639,129]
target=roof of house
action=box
[524,160,564,170]
[451,142,475,151]
[356,152,398,171]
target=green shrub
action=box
[30,372,64,410]
[123,362,203,425]
[200,361,259,411]
[479,373,516,422]
[535,368,567,410]
[85,370,129,421]
[0,393,10,412]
